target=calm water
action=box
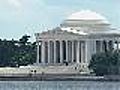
[0,81,120,90]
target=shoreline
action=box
[0,74,119,81]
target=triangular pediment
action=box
[38,27,87,40]
[37,26,120,40]
[41,27,80,36]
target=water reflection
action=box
[0,81,119,90]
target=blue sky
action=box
[0,0,119,41]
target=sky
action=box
[0,0,120,41]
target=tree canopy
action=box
[0,35,36,67]
[88,50,120,76]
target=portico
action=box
[36,40,87,64]
[36,38,119,64]
[35,10,120,70]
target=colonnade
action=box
[36,40,88,65]
[36,39,119,65]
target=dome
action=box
[67,10,107,21]
[61,10,110,27]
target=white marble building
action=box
[35,10,120,70]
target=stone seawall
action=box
[0,67,119,81]
[0,74,106,81]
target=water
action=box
[0,81,120,90]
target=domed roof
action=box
[67,10,107,21]
[60,10,110,27]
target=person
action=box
[34,70,37,74]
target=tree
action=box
[0,35,36,67]
[0,39,17,66]
[19,34,30,46]
[88,50,120,76]
[11,35,36,66]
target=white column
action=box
[36,41,40,64]
[85,41,87,63]
[66,40,68,62]
[76,41,80,63]
[81,42,84,64]
[54,41,56,63]
[86,40,91,64]
[60,41,63,63]
[113,40,116,50]
[106,41,109,51]
[94,40,96,54]
[117,41,119,50]
[41,41,45,63]
[100,40,103,52]
[72,41,74,63]
[48,41,50,63]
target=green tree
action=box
[88,50,120,76]
[19,34,30,46]
[11,35,36,66]
[0,35,36,67]
[0,39,17,66]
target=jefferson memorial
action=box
[35,10,120,70]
